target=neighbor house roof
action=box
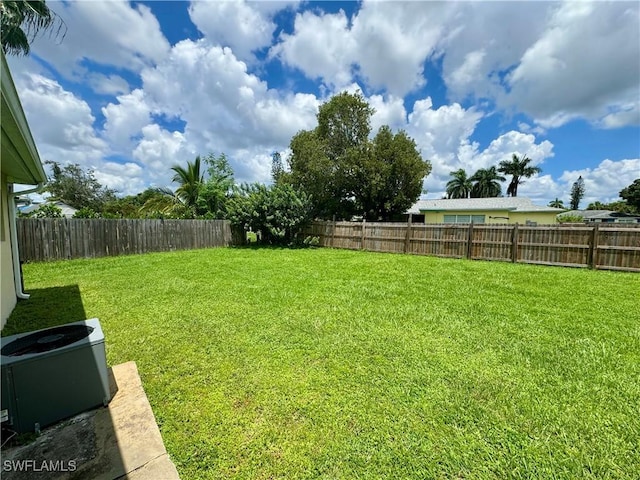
[22,201,78,218]
[1,50,46,185]
[408,197,565,215]
[561,210,640,220]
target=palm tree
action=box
[1,0,66,56]
[139,187,181,215]
[171,156,203,208]
[548,198,565,209]
[498,154,542,197]
[446,169,472,199]
[469,166,505,198]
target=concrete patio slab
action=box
[1,361,179,480]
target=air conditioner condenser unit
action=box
[1,318,111,434]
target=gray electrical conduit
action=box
[8,182,44,299]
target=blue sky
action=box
[8,0,640,207]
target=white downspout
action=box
[8,183,43,299]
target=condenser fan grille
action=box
[1,325,94,357]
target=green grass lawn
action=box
[4,248,640,479]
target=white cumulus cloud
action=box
[132,124,192,183]
[270,9,356,89]
[559,159,640,206]
[137,39,319,180]
[102,89,151,151]
[9,1,636,204]
[189,0,298,62]
[506,2,640,128]
[87,73,130,96]
[16,73,108,165]
[29,0,170,79]
[407,97,484,179]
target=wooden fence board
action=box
[18,218,232,262]
[594,226,640,271]
[304,221,640,272]
[19,218,640,272]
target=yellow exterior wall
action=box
[423,212,442,223]
[509,212,558,225]
[1,175,17,328]
[423,210,558,224]
[423,210,511,224]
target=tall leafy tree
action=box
[271,151,283,182]
[271,151,293,186]
[289,129,343,218]
[354,126,430,220]
[619,179,640,213]
[288,92,430,220]
[44,161,116,211]
[101,196,139,218]
[197,153,235,218]
[102,191,148,218]
[569,176,585,210]
[498,154,542,197]
[171,156,204,209]
[316,91,374,162]
[469,166,505,198]
[605,201,635,213]
[379,127,429,218]
[587,200,637,214]
[446,169,473,199]
[1,0,66,56]
[586,201,607,210]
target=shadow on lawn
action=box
[2,285,87,337]
[1,285,139,480]
[231,244,313,251]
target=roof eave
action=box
[516,209,564,213]
[1,51,46,185]
[419,207,517,212]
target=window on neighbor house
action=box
[443,215,485,224]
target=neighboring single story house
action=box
[560,210,640,224]
[1,51,47,327]
[21,200,78,218]
[408,197,564,224]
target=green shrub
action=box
[73,207,100,218]
[227,183,313,246]
[557,213,584,223]
[303,235,320,247]
[32,204,63,218]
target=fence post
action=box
[331,216,336,248]
[511,223,519,263]
[466,222,474,259]
[588,223,600,269]
[361,219,366,250]
[404,214,413,254]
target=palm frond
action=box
[1,0,67,56]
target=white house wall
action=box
[1,174,17,328]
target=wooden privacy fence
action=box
[17,218,232,262]
[305,220,640,272]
